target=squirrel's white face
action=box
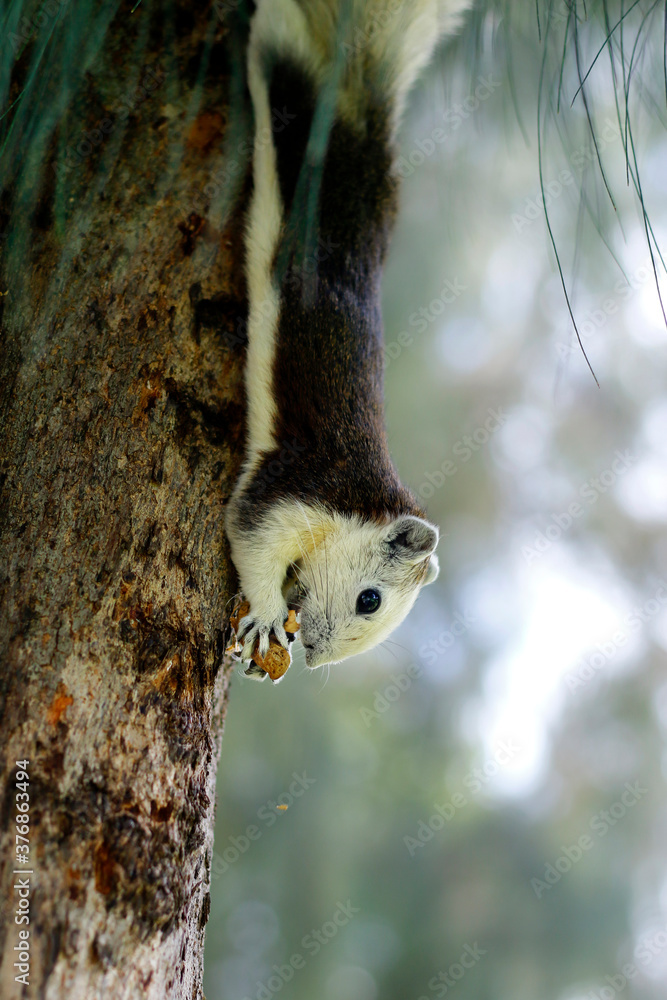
[291,515,439,668]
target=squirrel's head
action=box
[291,515,439,668]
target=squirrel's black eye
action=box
[356,589,381,614]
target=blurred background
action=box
[204,3,667,998]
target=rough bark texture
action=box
[0,4,247,997]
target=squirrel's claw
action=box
[237,609,289,661]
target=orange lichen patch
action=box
[150,800,174,823]
[66,865,82,884]
[47,690,73,726]
[112,577,153,627]
[187,110,224,153]
[154,651,181,693]
[112,579,134,621]
[66,865,84,902]
[94,841,116,896]
[132,373,162,424]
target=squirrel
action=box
[226,0,471,677]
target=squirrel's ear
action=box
[423,553,439,586]
[385,516,439,564]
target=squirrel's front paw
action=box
[237,604,289,660]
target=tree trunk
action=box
[0,4,246,997]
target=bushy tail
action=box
[242,0,471,464]
[250,0,471,136]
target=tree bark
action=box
[0,4,246,997]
